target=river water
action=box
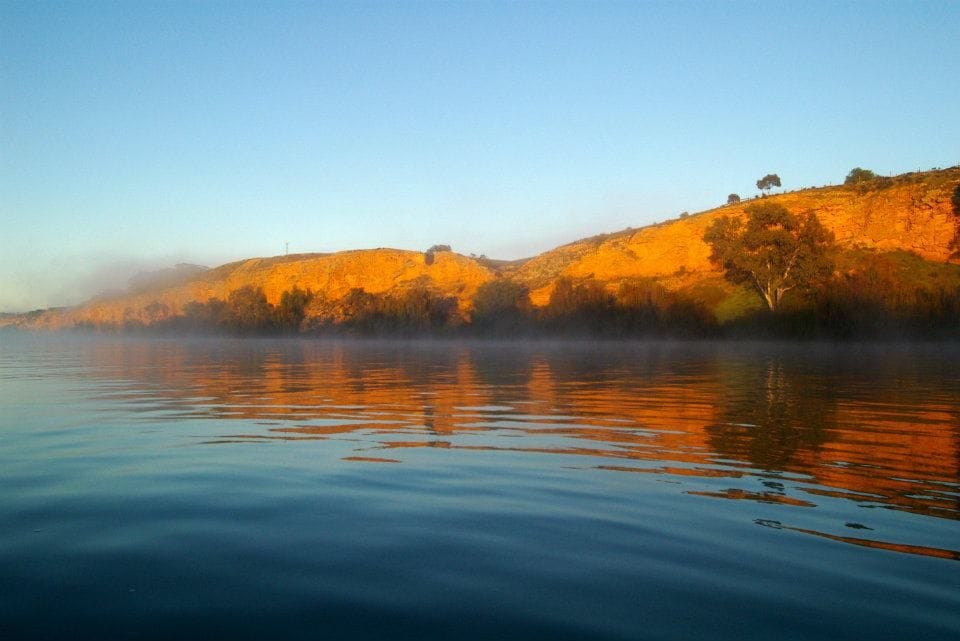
[1,335,958,640]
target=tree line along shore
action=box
[68,260,960,341]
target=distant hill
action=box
[5,166,959,332]
[126,263,209,295]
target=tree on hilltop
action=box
[424,244,452,265]
[703,202,834,312]
[727,193,741,205]
[756,174,781,196]
[844,167,878,186]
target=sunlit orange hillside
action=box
[506,167,960,306]
[7,166,960,330]
[20,249,496,330]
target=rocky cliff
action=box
[7,167,960,330]
[22,248,496,330]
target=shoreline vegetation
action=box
[6,270,957,341]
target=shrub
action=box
[424,244,452,265]
[844,167,878,186]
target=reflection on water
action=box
[54,338,958,526]
[1,335,959,639]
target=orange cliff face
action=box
[9,167,960,328]
[507,168,960,305]
[24,248,497,330]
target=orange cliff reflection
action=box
[80,340,960,522]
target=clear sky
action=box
[1,1,958,311]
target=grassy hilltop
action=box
[6,166,960,336]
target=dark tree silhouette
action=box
[844,167,878,186]
[424,244,452,265]
[276,286,313,333]
[143,301,170,324]
[542,278,615,334]
[391,287,459,332]
[182,297,228,331]
[226,285,274,333]
[339,288,381,333]
[727,193,741,205]
[756,173,781,196]
[471,280,532,333]
[704,203,834,312]
[543,278,579,319]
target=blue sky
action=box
[1,1,958,311]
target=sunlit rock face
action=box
[24,249,496,329]
[510,168,960,305]
[9,167,960,329]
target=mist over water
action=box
[1,335,958,640]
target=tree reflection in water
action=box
[706,358,835,471]
[63,338,959,527]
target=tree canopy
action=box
[703,202,834,312]
[470,280,532,333]
[756,174,781,195]
[844,167,878,186]
[727,193,741,205]
[276,286,313,332]
[226,285,274,333]
[424,244,452,265]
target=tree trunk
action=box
[762,288,776,312]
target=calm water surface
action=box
[1,335,958,640]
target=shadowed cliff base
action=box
[34,269,960,341]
